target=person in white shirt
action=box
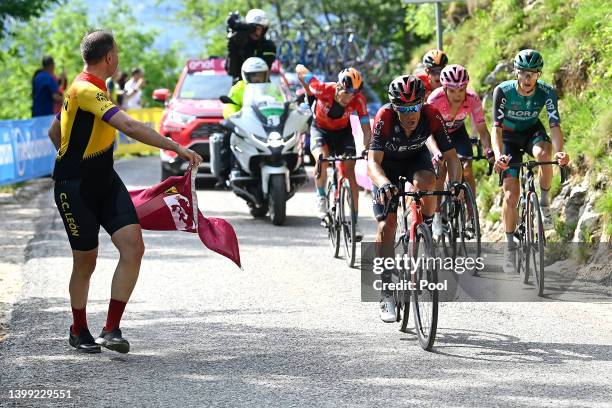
[122,68,144,109]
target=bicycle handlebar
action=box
[314,154,365,179]
[497,160,568,186]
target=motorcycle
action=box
[213,83,310,225]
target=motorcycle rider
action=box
[226,9,276,84]
[218,57,282,188]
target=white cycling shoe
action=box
[540,206,554,230]
[379,295,397,323]
[503,247,517,274]
[316,196,328,219]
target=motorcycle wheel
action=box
[269,174,287,225]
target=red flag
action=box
[129,170,241,268]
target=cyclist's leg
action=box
[54,179,101,309]
[372,168,400,301]
[501,134,523,246]
[408,149,437,225]
[99,172,143,333]
[453,126,476,195]
[310,126,331,197]
[528,121,553,206]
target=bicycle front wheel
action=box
[339,179,357,268]
[326,178,340,258]
[527,192,545,296]
[411,223,439,351]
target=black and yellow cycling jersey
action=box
[53,72,120,181]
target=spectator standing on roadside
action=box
[32,56,64,117]
[123,68,145,109]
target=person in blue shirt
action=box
[32,56,64,117]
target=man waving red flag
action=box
[129,169,241,268]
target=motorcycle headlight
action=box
[268,131,283,148]
[168,110,196,126]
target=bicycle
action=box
[498,160,568,296]
[438,139,492,271]
[316,153,364,268]
[383,176,455,351]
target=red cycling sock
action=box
[71,307,87,335]
[104,298,127,332]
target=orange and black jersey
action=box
[53,72,120,181]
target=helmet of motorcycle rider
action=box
[245,9,269,27]
[241,57,269,83]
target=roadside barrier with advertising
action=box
[0,115,55,186]
[0,108,164,186]
[115,107,163,156]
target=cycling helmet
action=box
[337,67,363,92]
[241,57,269,83]
[423,49,448,69]
[388,75,426,106]
[245,9,269,27]
[514,49,543,71]
[440,64,470,89]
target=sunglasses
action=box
[517,69,541,78]
[393,103,423,113]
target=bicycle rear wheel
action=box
[326,178,340,258]
[340,179,357,268]
[411,223,439,351]
[527,192,545,296]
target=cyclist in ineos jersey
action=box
[48,31,201,353]
[492,49,570,273]
[296,64,372,239]
[368,75,462,322]
[427,64,494,237]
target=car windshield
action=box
[178,73,233,100]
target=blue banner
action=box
[0,115,56,186]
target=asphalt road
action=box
[0,156,610,407]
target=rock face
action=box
[573,194,602,242]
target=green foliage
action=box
[0,0,183,119]
[0,0,60,39]
[595,190,612,237]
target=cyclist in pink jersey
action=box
[427,64,494,237]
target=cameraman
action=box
[226,9,276,83]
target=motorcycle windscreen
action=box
[243,83,286,109]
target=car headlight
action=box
[167,110,196,125]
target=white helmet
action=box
[245,9,269,27]
[241,57,269,83]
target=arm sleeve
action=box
[78,84,119,122]
[355,94,369,120]
[429,108,454,152]
[307,77,326,96]
[469,94,486,124]
[492,86,506,127]
[369,109,390,152]
[545,88,561,127]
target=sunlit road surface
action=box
[1,156,610,407]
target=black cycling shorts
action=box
[451,125,474,159]
[53,170,139,251]
[502,120,552,178]
[372,148,434,218]
[309,125,356,157]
